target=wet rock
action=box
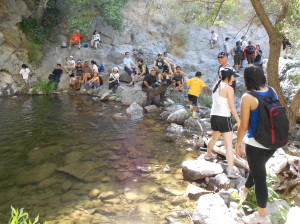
[64,151,83,164]
[61,181,72,192]
[100,90,114,101]
[187,184,211,200]
[163,133,177,142]
[144,105,158,113]
[207,173,231,191]
[161,184,186,196]
[167,123,185,134]
[135,203,151,214]
[126,102,144,118]
[16,163,57,185]
[171,209,190,218]
[182,159,223,181]
[125,190,149,202]
[167,109,190,125]
[184,117,202,131]
[37,176,58,190]
[286,206,300,224]
[121,89,147,106]
[192,194,236,224]
[88,189,101,199]
[99,191,116,200]
[160,111,172,119]
[112,113,126,119]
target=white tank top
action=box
[211,82,231,117]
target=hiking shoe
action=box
[189,105,193,110]
[242,212,271,224]
[192,114,197,118]
[226,168,240,179]
[204,153,217,161]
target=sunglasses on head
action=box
[217,56,224,59]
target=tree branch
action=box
[212,0,225,25]
[275,0,289,25]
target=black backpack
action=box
[246,45,255,54]
[248,87,289,149]
[234,46,243,55]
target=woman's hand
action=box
[235,142,244,159]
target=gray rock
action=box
[266,148,288,174]
[160,111,172,119]
[286,206,300,224]
[167,108,190,125]
[163,133,177,142]
[184,117,202,131]
[182,159,224,181]
[188,184,211,200]
[192,194,236,224]
[267,200,290,224]
[217,189,233,206]
[100,90,114,101]
[165,104,186,113]
[207,173,231,191]
[167,123,185,134]
[144,105,158,113]
[0,31,6,45]
[121,89,147,106]
[119,72,132,83]
[126,102,144,118]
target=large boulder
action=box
[126,102,144,118]
[184,117,202,131]
[192,194,236,224]
[167,108,190,125]
[182,159,223,181]
[121,89,147,106]
[207,173,231,191]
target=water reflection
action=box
[0,95,193,223]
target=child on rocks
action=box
[20,64,31,89]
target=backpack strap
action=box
[248,87,278,103]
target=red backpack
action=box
[248,87,289,149]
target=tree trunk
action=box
[36,0,49,22]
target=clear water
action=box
[0,95,193,223]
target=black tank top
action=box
[156,59,164,69]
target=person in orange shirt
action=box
[69,30,84,50]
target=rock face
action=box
[121,89,147,106]
[192,194,236,224]
[167,109,190,125]
[182,159,223,181]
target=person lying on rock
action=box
[142,69,170,105]
[108,67,120,93]
[123,52,137,87]
[172,66,185,87]
[176,71,208,118]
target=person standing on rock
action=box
[223,37,230,53]
[244,41,256,64]
[48,64,63,89]
[176,71,208,118]
[210,30,218,49]
[217,52,237,91]
[235,65,276,224]
[123,52,137,87]
[19,64,31,89]
[240,36,247,68]
[254,45,262,64]
[205,68,240,179]
[230,41,243,72]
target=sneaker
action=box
[227,168,240,179]
[78,45,81,49]
[242,212,271,224]
[192,114,197,118]
[204,153,217,161]
[68,47,71,51]
[189,105,193,110]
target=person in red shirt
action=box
[69,30,84,50]
[243,41,257,64]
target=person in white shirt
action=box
[20,64,31,88]
[240,36,247,68]
[210,30,218,49]
[65,56,76,74]
[108,67,120,93]
[223,37,230,53]
[91,30,101,49]
[123,52,137,87]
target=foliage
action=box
[290,74,300,84]
[9,206,39,224]
[204,97,212,108]
[167,26,188,56]
[31,77,56,94]
[19,0,59,65]
[66,0,129,33]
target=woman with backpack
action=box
[230,41,243,72]
[204,68,240,179]
[235,65,278,224]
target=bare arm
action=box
[143,81,152,89]
[235,94,252,157]
[203,86,209,97]
[227,86,240,125]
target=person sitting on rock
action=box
[163,52,175,72]
[142,69,169,105]
[123,52,137,87]
[69,30,84,50]
[84,62,100,90]
[172,66,185,86]
[48,64,63,89]
[82,60,98,85]
[19,64,31,89]
[108,67,120,93]
[69,72,76,89]
[176,71,209,118]
[137,59,149,78]
[161,64,173,81]
[153,53,169,79]
[74,60,83,89]
[91,30,101,49]
[64,56,76,75]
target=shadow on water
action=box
[0,95,192,223]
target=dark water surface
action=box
[0,95,193,223]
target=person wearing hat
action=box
[217,52,238,90]
[223,37,230,53]
[108,67,120,93]
[205,67,241,179]
[210,30,218,49]
[64,56,76,75]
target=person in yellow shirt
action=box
[176,71,209,118]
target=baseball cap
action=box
[220,67,239,78]
[218,52,228,57]
[70,56,73,58]
[157,53,162,56]
[211,30,214,33]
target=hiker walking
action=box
[244,41,256,64]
